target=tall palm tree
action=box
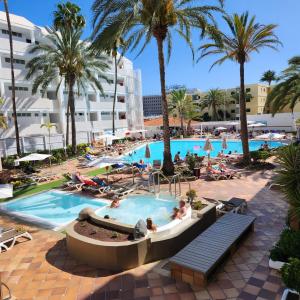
[92,0,223,176]
[3,0,21,155]
[260,70,277,86]
[40,121,57,154]
[169,89,187,135]
[266,56,300,115]
[184,97,200,135]
[199,12,281,163]
[202,88,226,121]
[53,1,85,146]
[92,33,127,136]
[26,28,109,154]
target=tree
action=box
[276,144,300,230]
[169,89,187,135]
[92,30,127,136]
[199,12,281,163]
[53,1,85,146]
[92,0,223,176]
[184,97,200,135]
[40,121,57,154]
[266,56,300,115]
[3,0,21,155]
[202,88,226,121]
[260,70,277,86]
[26,28,109,154]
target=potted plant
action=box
[269,228,300,270]
[281,258,300,300]
[186,189,197,205]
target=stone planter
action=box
[269,258,285,270]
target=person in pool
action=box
[110,197,120,208]
[179,200,187,217]
[146,218,157,232]
[172,207,181,220]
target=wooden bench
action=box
[170,213,255,286]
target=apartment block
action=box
[0,12,144,139]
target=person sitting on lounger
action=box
[146,217,157,232]
[217,150,224,158]
[179,200,187,217]
[110,197,120,208]
[174,151,183,163]
[206,162,222,174]
[92,176,122,186]
[172,207,181,220]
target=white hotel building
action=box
[0,12,144,142]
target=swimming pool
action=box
[96,194,178,227]
[0,190,107,228]
[124,139,284,162]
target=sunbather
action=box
[206,161,222,174]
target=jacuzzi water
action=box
[123,139,284,163]
[0,190,107,227]
[96,194,178,227]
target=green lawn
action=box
[1,166,110,202]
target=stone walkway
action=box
[0,170,288,300]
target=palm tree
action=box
[169,89,187,135]
[3,0,21,155]
[53,1,85,146]
[260,70,277,86]
[266,56,300,115]
[199,12,281,163]
[276,145,300,230]
[202,89,226,121]
[92,33,127,136]
[184,97,200,135]
[92,0,223,176]
[40,121,57,154]
[26,28,109,154]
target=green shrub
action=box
[192,201,204,211]
[186,189,197,201]
[250,150,272,161]
[186,155,196,171]
[270,229,300,262]
[281,258,300,294]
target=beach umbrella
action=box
[145,144,151,159]
[222,137,228,150]
[15,153,52,162]
[215,127,227,131]
[256,133,285,140]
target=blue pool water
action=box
[124,140,284,163]
[1,191,107,227]
[96,194,178,226]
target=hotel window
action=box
[246,88,251,92]
[2,29,22,37]
[8,86,28,91]
[35,41,40,45]
[34,113,39,117]
[231,109,235,113]
[78,113,84,116]
[26,39,31,44]
[5,58,25,65]
[42,113,47,117]
[246,108,251,112]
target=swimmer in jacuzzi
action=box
[146,217,157,232]
[172,207,181,220]
[179,200,187,217]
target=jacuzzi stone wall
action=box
[66,204,216,271]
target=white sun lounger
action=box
[0,229,32,253]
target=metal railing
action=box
[0,273,11,300]
[148,170,181,198]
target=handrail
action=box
[0,273,11,300]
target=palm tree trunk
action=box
[212,104,218,121]
[156,36,174,176]
[66,99,70,146]
[48,129,51,154]
[112,54,118,135]
[4,0,21,156]
[239,62,250,162]
[180,113,184,136]
[68,75,76,154]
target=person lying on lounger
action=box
[218,162,237,175]
[206,162,222,174]
[92,176,122,186]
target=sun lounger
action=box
[62,174,84,191]
[206,171,227,181]
[153,160,162,170]
[0,229,32,253]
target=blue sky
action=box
[1,0,299,95]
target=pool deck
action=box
[0,168,288,300]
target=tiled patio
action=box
[0,170,288,300]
